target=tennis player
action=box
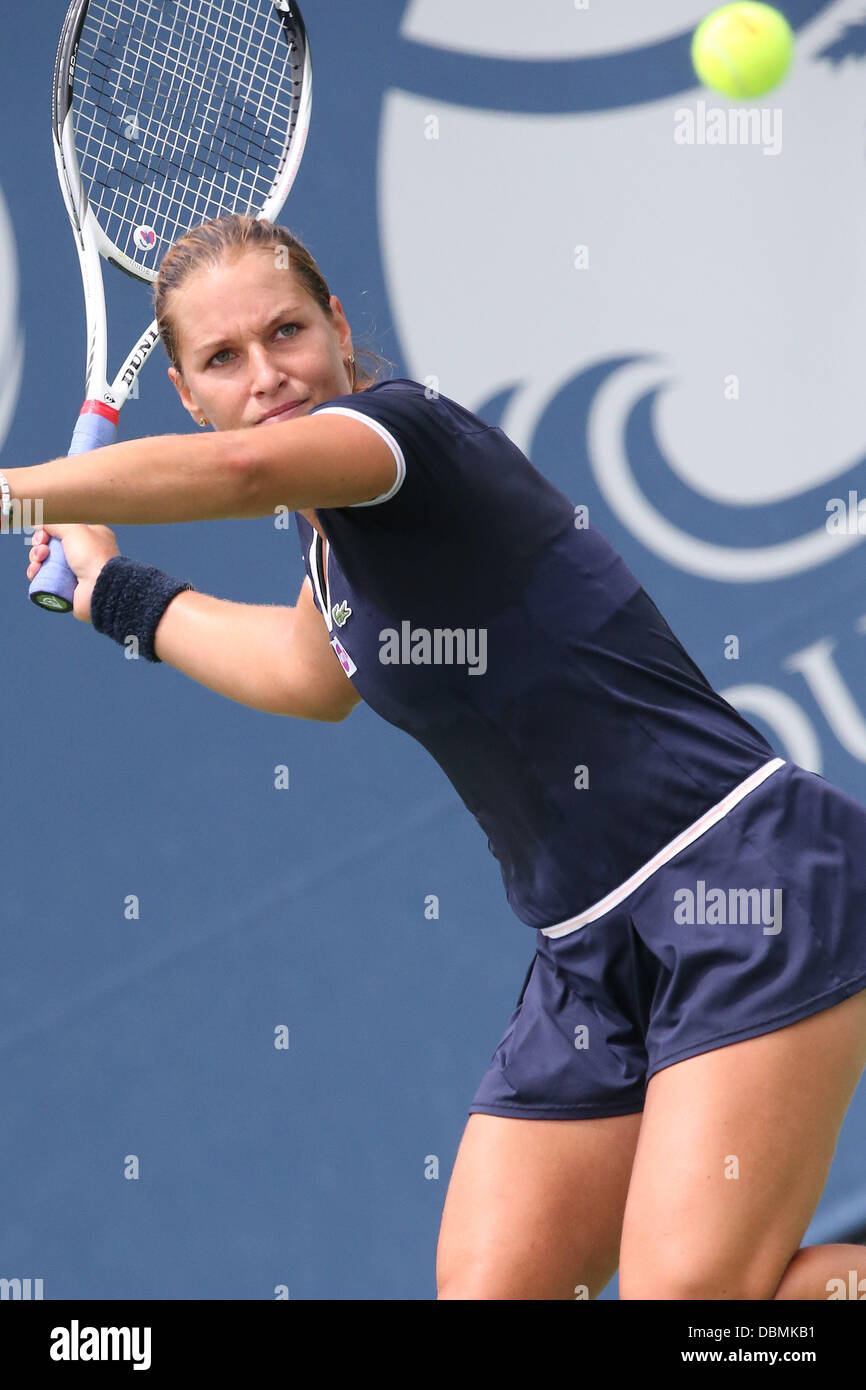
[10,214,866,1301]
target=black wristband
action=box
[90,555,194,663]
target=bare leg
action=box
[436,1109,643,1299]
[618,988,866,1299]
[773,1243,866,1300]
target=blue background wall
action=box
[0,0,864,1299]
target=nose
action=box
[248,342,286,393]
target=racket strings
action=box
[71,0,304,268]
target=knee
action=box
[436,1249,499,1301]
[436,1264,518,1300]
[437,1256,589,1301]
[437,1276,494,1300]
[619,1251,780,1301]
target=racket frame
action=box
[52,0,313,416]
[30,0,312,610]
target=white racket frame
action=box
[53,0,313,414]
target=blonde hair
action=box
[153,213,393,390]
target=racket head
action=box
[53,0,312,285]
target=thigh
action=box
[437,1109,643,1300]
[619,988,866,1300]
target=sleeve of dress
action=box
[309,379,460,529]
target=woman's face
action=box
[166,248,354,431]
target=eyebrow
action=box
[194,307,306,358]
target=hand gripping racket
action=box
[31,0,312,611]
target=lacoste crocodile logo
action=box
[332,600,352,627]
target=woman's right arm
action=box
[152,574,363,722]
[25,524,358,721]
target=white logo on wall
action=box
[384,0,861,583]
[0,186,24,459]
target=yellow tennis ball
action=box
[692,3,795,99]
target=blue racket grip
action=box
[29,404,119,612]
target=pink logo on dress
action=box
[331,636,357,677]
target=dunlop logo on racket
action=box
[120,329,160,392]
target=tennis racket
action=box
[31,0,312,611]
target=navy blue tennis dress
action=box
[296,377,866,1119]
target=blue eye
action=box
[206,323,299,368]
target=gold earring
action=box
[199,416,208,427]
[345,355,356,387]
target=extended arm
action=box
[1,413,397,525]
[153,573,362,721]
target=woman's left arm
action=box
[2,413,397,525]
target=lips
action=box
[258,399,309,424]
